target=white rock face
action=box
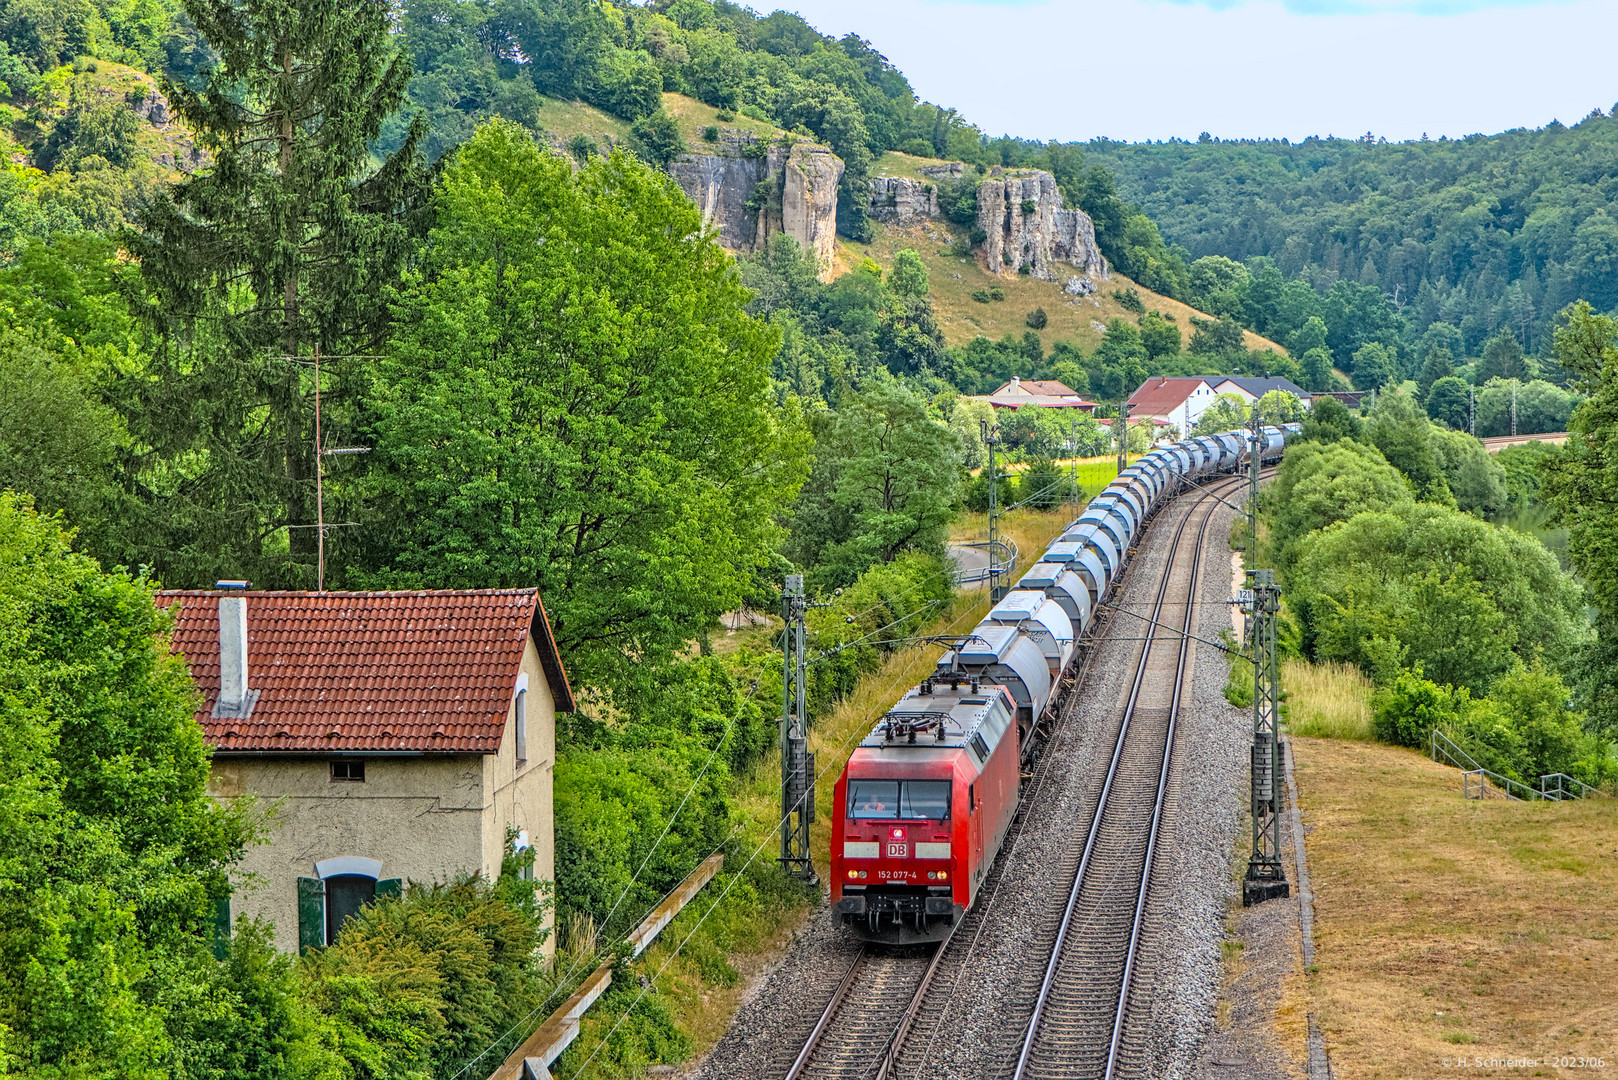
[867,176,940,222]
[977,170,1109,282]
[668,134,844,281]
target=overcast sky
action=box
[781,0,1617,144]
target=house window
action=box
[324,874,376,944]
[330,760,365,782]
[514,688,528,764]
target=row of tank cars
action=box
[830,423,1300,944]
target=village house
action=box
[156,586,574,955]
[1206,375,1314,409]
[980,377,1097,411]
[1124,376,1221,433]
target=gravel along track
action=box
[684,476,1259,1080]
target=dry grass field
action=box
[1292,736,1618,1078]
[845,221,1287,355]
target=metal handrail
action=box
[1429,728,1607,801]
[952,538,1018,586]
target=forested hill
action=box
[1086,117,1618,357]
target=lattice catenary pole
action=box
[779,574,817,883]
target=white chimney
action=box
[215,594,259,718]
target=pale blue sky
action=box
[782,0,1618,143]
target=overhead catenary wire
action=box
[564,596,992,1079]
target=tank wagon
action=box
[831,422,1299,943]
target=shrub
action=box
[701,125,719,142]
[972,289,991,304]
[1113,287,1144,314]
[1026,307,1048,330]
[1372,669,1461,748]
[1019,459,1066,510]
[1020,198,1036,216]
[714,108,735,121]
[968,225,987,246]
[989,286,1005,301]
[740,138,769,159]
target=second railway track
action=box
[776,469,1258,1080]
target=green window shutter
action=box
[211,895,231,960]
[376,878,402,900]
[297,877,325,953]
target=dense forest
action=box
[1085,122,1618,362]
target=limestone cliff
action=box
[669,133,844,280]
[977,170,1109,282]
[867,176,939,223]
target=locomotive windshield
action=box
[848,780,951,820]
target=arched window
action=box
[515,687,528,764]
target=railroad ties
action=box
[776,470,1261,1080]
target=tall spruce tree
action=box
[126,0,427,587]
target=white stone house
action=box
[157,587,575,954]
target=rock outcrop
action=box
[669,133,844,280]
[867,176,939,223]
[977,170,1109,282]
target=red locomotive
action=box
[830,677,1023,944]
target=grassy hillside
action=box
[1292,735,1617,1075]
[848,220,1286,356]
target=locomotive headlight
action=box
[890,828,904,839]
[847,869,859,880]
[926,871,936,880]
[937,870,948,881]
[859,870,867,879]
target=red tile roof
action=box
[993,379,1082,398]
[155,589,575,754]
[1125,377,1214,415]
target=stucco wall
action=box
[481,636,557,957]
[212,754,485,952]
[209,636,559,956]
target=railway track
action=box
[777,471,1253,1080]
[1008,473,1232,1080]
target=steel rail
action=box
[1010,473,1242,1080]
[784,945,870,1080]
[1101,471,1212,1080]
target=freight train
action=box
[830,423,1300,944]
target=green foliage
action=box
[1138,309,1180,360]
[1000,406,1107,460]
[1543,301,1618,736]
[1267,439,1411,571]
[126,0,428,590]
[1289,500,1583,694]
[0,492,254,1076]
[1191,392,1249,436]
[971,289,990,304]
[1298,394,1362,444]
[300,875,555,1079]
[1112,287,1144,314]
[1298,347,1335,392]
[1365,387,1451,501]
[1372,665,1608,787]
[783,381,959,591]
[1416,347,1454,400]
[357,124,808,701]
[630,106,686,167]
[1025,306,1047,330]
[1085,125,1618,357]
[1350,341,1397,391]
[1472,377,1577,437]
[1018,459,1066,510]
[1187,314,1244,356]
[1425,375,1471,430]
[1476,330,1528,383]
[1428,426,1507,516]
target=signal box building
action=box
[155,587,574,954]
